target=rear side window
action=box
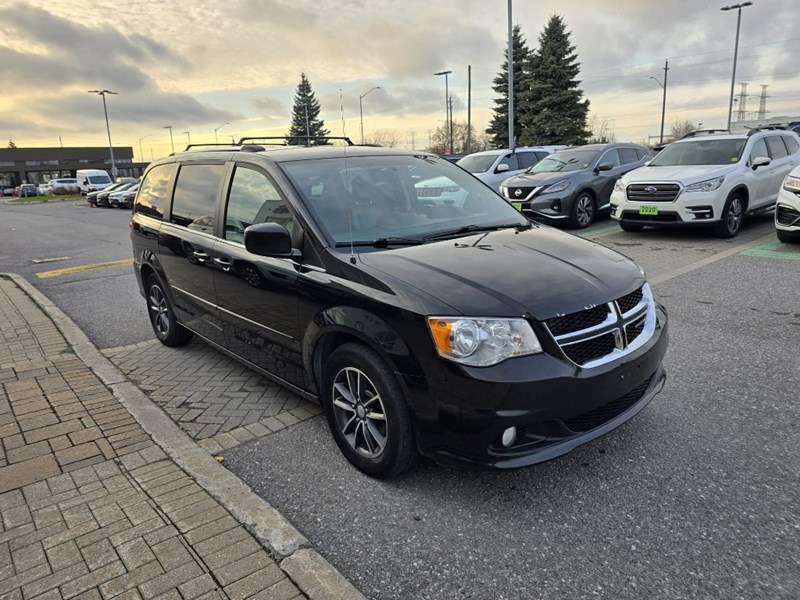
[170,164,226,230]
[224,166,293,244]
[517,151,541,170]
[782,135,799,155]
[135,164,175,219]
[765,136,788,159]
[618,148,639,164]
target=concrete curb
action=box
[2,273,366,600]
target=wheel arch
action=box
[728,185,750,212]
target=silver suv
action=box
[611,127,800,237]
[457,146,567,191]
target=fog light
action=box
[501,427,518,448]
[551,199,562,212]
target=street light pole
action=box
[181,131,191,147]
[163,126,174,154]
[359,86,381,145]
[214,122,229,144]
[721,2,753,131]
[434,71,452,153]
[649,58,670,144]
[87,89,118,178]
[137,134,151,162]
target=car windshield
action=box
[649,138,747,166]
[529,149,599,173]
[88,175,111,184]
[456,153,501,174]
[282,154,528,245]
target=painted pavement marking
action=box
[36,258,134,279]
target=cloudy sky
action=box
[2,0,799,160]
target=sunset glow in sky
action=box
[2,0,799,160]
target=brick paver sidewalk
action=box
[0,275,319,600]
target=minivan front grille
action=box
[545,285,654,367]
[564,374,653,432]
[626,183,681,203]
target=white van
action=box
[76,169,113,195]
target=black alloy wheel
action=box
[145,274,193,346]
[714,192,745,238]
[322,343,420,478]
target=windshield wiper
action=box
[424,222,530,241]
[334,237,425,248]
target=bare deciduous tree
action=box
[364,130,402,148]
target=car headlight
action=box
[783,175,800,193]
[614,179,625,193]
[685,176,725,193]
[543,180,569,194]
[427,317,542,367]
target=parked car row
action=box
[87,180,139,208]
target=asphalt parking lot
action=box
[99,213,800,600]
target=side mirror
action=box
[495,164,510,174]
[644,160,652,166]
[751,156,771,170]
[596,162,613,172]
[244,222,296,258]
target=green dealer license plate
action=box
[639,205,659,216]
[512,201,523,211]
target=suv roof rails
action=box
[679,129,731,140]
[745,124,788,136]
[181,143,266,153]
[237,135,355,147]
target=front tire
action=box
[714,192,745,238]
[569,192,595,229]
[323,343,420,478]
[145,274,193,346]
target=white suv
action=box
[775,166,800,242]
[457,146,567,191]
[610,128,800,237]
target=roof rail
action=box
[745,124,788,136]
[184,143,236,150]
[237,136,355,147]
[181,143,265,153]
[679,129,730,140]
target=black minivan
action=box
[131,142,668,478]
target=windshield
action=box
[456,153,501,174]
[649,139,746,166]
[88,175,112,184]
[282,155,527,245]
[530,149,599,173]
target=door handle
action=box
[213,257,232,271]
[192,250,209,262]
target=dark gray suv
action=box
[499,143,651,228]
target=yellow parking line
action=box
[36,259,134,279]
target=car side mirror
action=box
[644,160,652,166]
[244,223,298,258]
[596,162,613,172]
[495,164,510,174]
[751,156,770,170]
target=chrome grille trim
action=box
[545,284,656,368]
[626,183,682,203]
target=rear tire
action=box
[714,192,745,238]
[322,343,420,478]
[145,274,193,346]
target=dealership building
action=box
[0,146,148,189]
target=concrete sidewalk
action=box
[0,274,364,600]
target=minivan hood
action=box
[502,171,580,188]
[357,226,643,320]
[624,164,736,184]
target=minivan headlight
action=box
[685,176,725,193]
[543,179,570,194]
[783,175,800,193]
[427,317,542,367]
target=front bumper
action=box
[610,187,726,226]
[775,188,800,232]
[414,303,669,469]
[504,187,581,222]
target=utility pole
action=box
[467,65,472,154]
[507,0,515,151]
[448,95,454,153]
[650,59,669,144]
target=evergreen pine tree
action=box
[518,15,590,146]
[287,73,329,145]
[486,25,531,148]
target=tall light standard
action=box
[359,86,381,145]
[181,131,191,147]
[163,125,174,154]
[87,89,118,178]
[721,2,753,130]
[434,71,453,153]
[649,58,670,144]
[214,122,229,144]
[137,134,151,162]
